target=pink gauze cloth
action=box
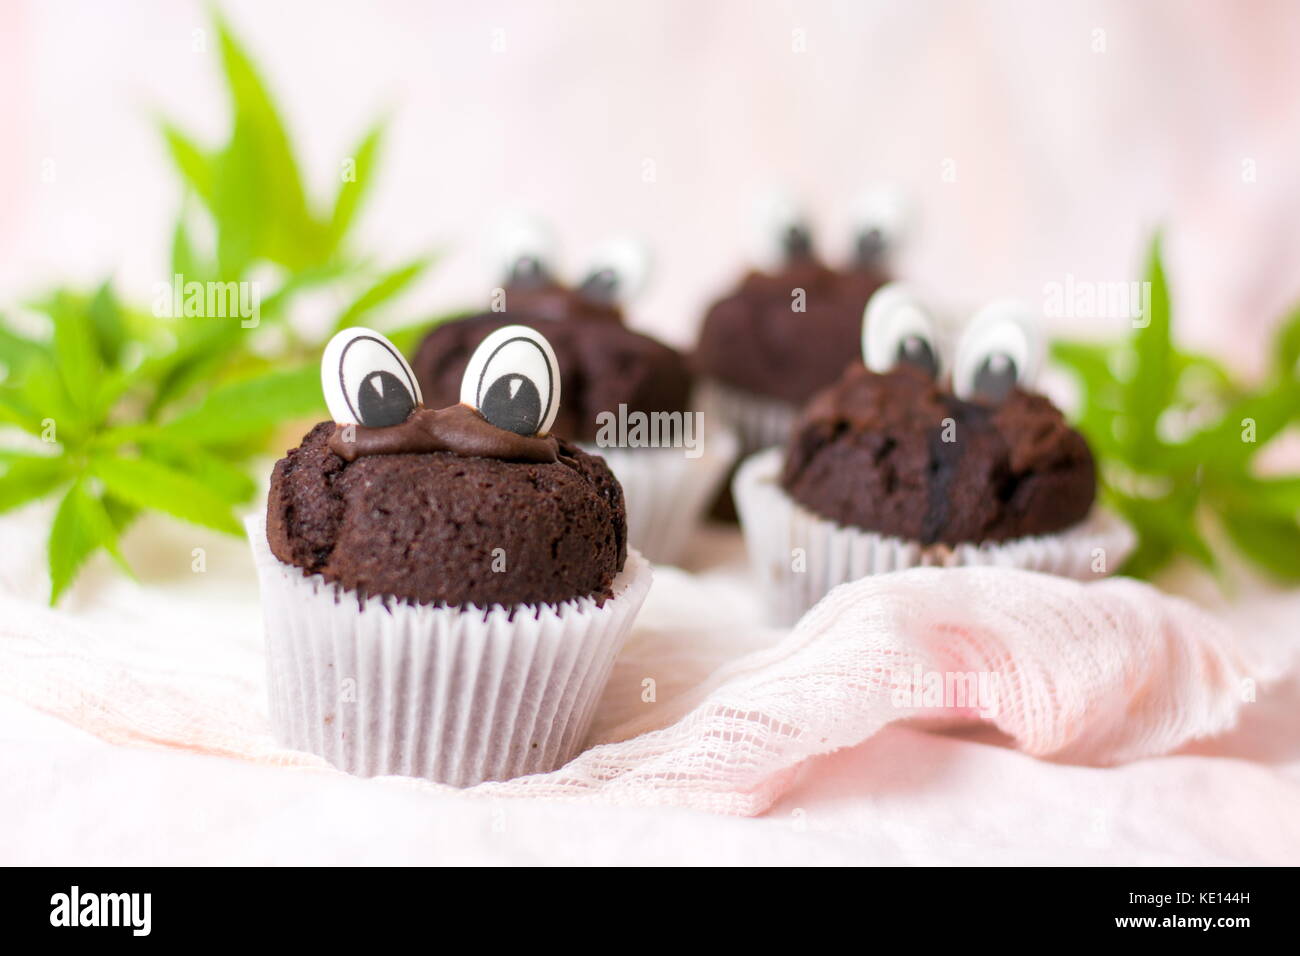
[0,565,1271,817]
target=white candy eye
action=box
[862,283,942,379]
[493,214,556,286]
[321,327,422,428]
[576,237,651,304]
[952,300,1042,404]
[459,325,561,436]
[749,189,814,270]
[849,184,910,267]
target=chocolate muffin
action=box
[489,274,622,324]
[414,310,691,443]
[693,200,903,521]
[267,421,626,608]
[696,255,888,405]
[733,286,1133,624]
[738,287,1133,624]
[780,363,1096,546]
[409,234,734,566]
[252,324,654,786]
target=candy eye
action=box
[749,189,814,270]
[459,325,560,436]
[862,283,942,379]
[321,327,422,428]
[952,300,1042,404]
[494,214,556,287]
[576,237,651,305]
[849,184,909,267]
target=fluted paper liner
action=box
[697,379,799,457]
[734,448,1137,626]
[246,514,652,787]
[583,426,738,565]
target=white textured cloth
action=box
[2,508,1298,864]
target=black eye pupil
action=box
[481,374,542,436]
[578,268,619,303]
[856,228,886,266]
[508,255,549,287]
[357,370,415,427]
[896,335,938,379]
[973,353,1018,403]
[782,224,813,261]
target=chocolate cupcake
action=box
[248,325,652,785]
[413,235,736,565]
[694,189,904,517]
[734,284,1134,624]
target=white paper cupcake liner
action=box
[734,448,1137,626]
[582,426,738,565]
[246,514,653,787]
[696,379,799,456]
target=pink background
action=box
[2,0,1299,373]
[2,1,1299,866]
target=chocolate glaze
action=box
[328,402,558,464]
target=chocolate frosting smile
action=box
[328,403,559,463]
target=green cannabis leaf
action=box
[157,10,436,366]
[1053,234,1300,582]
[0,10,443,603]
[0,282,326,603]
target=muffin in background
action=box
[694,188,906,518]
[735,284,1134,624]
[251,324,652,786]
[414,229,735,565]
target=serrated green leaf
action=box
[1124,234,1173,466]
[1161,380,1300,473]
[141,441,256,504]
[211,125,261,278]
[170,212,207,283]
[332,257,431,332]
[1107,481,1214,579]
[1106,487,1176,579]
[1118,533,1176,580]
[0,455,70,514]
[15,358,85,443]
[160,122,215,205]
[329,121,385,249]
[1220,509,1300,582]
[1206,475,1300,520]
[139,319,244,413]
[0,386,42,436]
[47,291,102,416]
[47,484,97,604]
[158,363,322,444]
[214,13,322,269]
[92,454,242,535]
[87,280,127,368]
[47,479,129,604]
[1274,303,1300,381]
[102,494,137,535]
[0,319,50,378]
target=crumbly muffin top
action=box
[780,364,1095,545]
[695,258,888,405]
[267,422,627,608]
